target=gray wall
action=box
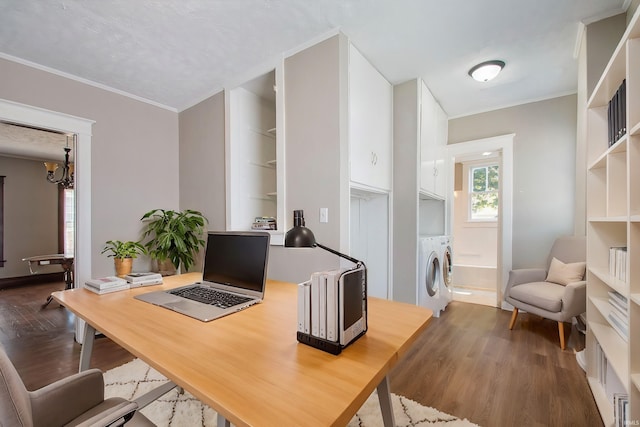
[0,156,59,278]
[0,57,179,277]
[178,91,227,272]
[268,34,346,284]
[448,94,577,269]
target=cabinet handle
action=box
[371,151,378,166]
[433,167,438,177]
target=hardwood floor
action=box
[1,281,602,426]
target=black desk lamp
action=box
[285,209,367,354]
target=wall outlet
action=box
[320,208,328,223]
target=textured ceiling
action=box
[0,0,629,119]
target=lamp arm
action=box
[315,243,362,266]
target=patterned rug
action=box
[104,358,479,426]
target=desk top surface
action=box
[53,273,432,426]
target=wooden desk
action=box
[53,273,431,427]
[23,254,74,306]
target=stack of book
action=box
[608,79,626,147]
[608,290,628,342]
[298,269,345,343]
[609,246,627,282]
[251,217,276,230]
[124,272,163,288]
[84,276,129,294]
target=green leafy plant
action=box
[101,240,146,259]
[140,209,208,272]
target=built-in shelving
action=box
[585,6,640,425]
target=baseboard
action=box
[0,272,64,290]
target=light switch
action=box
[320,208,328,223]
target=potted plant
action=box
[101,240,146,277]
[140,209,208,275]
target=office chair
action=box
[0,343,154,426]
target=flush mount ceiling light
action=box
[468,60,505,82]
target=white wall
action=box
[0,156,59,278]
[448,94,577,269]
[0,57,179,278]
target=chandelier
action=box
[44,136,74,189]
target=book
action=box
[124,272,163,287]
[297,280,311,334]
[325,269,345,342]
[85,276,127,290]
[84,281,130,294]
[125,272,163,283]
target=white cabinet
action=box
[420,81,448,199]
[348,44,393,192]
[585,7,640,425]
[225,68,285,245]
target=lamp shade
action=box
[468,60,505,82]
[284,209,317,248]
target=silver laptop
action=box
[135,231,270,322]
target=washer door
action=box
[425,251,440,297]
[443,246,453,288]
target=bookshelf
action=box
[586,7,640,425]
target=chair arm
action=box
[561,280,587,318]
[505,268,547,296]
[30,368,105,427]
[71,401,139,427]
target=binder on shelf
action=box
[607,80,627,148]
[297,280,311,334]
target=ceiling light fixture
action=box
[468,60,505,82]
[44,135,74,189]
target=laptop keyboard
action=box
[170,285,252,309]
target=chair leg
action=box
[558,322,566,350]
[509,308,519,330]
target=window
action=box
[469,164,499,221]
[58,188,74,255]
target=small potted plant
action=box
[140,209,208,275]
[101,240,146,277]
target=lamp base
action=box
[296,332,342,355]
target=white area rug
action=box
[104,358,479,426]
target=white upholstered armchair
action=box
[505,235,586,350]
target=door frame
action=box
[445,133,513,307]
[0,98,93,305]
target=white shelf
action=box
[589,267,629,296]
[631,293,640,306]
[587,377,615,427]
[589,322,629,391]
[588,216,628,223]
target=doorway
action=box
[446,134,513,308]
[0,98,93,342]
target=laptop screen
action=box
[202,231,270,293]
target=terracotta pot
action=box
[156,258,177,276]
[114,257,133,278]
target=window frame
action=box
[468,162,499,222]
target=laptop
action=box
[135,231,270,322]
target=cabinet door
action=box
[349,44,392,191]
[433,102,448,198]
[420,81,437,194]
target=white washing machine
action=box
[418,236,446,317]
[438,235,453,305]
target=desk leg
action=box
[79,323,96,372]
[216,413,230,427]
[377,375,395,427]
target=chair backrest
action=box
[546,235,586,269]
[0,345,33,426]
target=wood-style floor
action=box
[0,281,602,426]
